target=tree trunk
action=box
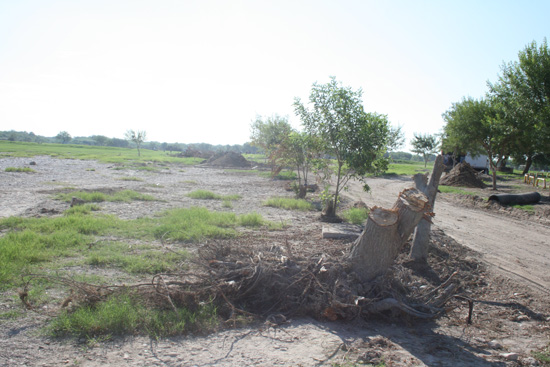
[522,155,533,175]
[409,155,445,263]
[349,188,431,281]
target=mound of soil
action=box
[440,162,486,188]
[205,152,252,168]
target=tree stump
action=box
[349,188,431,281]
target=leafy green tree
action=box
[249,115,293,177]
[294,77,391,216]
[55,131,72,144]
[124,130,147,156]
[489,38,550,174]
[410,133,439,167]
[442,97,514,190]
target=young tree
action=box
[410,133,439,167]
[249,115,293,177]
[294,77,391,217]
[124,130,147,156]
[284,131,322,198]
[442,97,514,190]
[56,131,72,144]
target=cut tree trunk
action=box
[349,188,431,281]
[409,155,445,263]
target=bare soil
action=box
[1,156,549,367]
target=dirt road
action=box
[345,176,550,294]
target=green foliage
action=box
[5,167,35,173]
[442,97,508,189]
[410,133,439,168]
[341,207,369,225]
[264,197,314,211]
[186,190,241,201]
[258,170,297,180]
[249,115,293,176]
[511,204,535,213]
[489,38,550,174]
[55,131,72,144]
[55,190,156,203]
[294,77,392,215]
[47,292,218,338]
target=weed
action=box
[118,176,143,181]
[238,212,265,227]
[438,186,478,196]
[55,190,155,203]
[264,197,314,211]
[187,190,241,201]
[512,204,535,213]
[47,292,218,338]
[5,167,35,173]
[341,207,369,225]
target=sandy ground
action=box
[1,155,549,367]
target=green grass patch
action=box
[438,186,478,196]
[47,292,218,338]
[512,204,535,213]
[85,242,187,274]
[259,170,297,180]
[55,189,156,203]
[0,140,203,166]
[118,176,143,181]
[238,212,265,227]
[264,197,314,211]
[5,167,35,173]
[186,190,241,201]
[341,207,369,225]
[0,206,272,290]
[384,161,432,176]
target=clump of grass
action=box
[264,197,313,211]
[187,190,241,201]
[341,207,369,225]
[438,186,478,196]
[238,212,264,227]
[118,176,143,182]
[512,204,535,213]
[259,170,297,180]
[85,242,187,274]
[47,292,218,338]
[55,190,155,203]
[5,167,35,173]
[222,200,233,208]
[64,204,101,215]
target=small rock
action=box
[488,340,502,349]
[516,315,529,321]
[523,356,540,366]
[29,161,36,165]
[500,352,519,361]
[123,353,129,359]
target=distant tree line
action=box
[0,130,260,155]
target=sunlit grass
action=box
[5,167,35,173]
[55,189,156,203]
[438,186,478,196]
[186,190,241,201]
[341,207,369,225]
[384,161,432,176]
[47,292,218,338]
[264,197,314,211]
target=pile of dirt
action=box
[440,162,486,188]
[205,152,252,168]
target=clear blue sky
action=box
[1,0,549,150]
